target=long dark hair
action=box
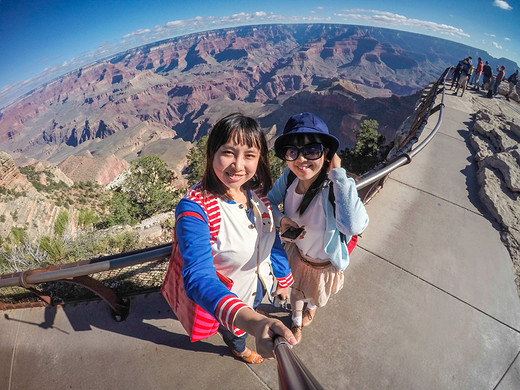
[285,133,331,216]
[202,113,272,196]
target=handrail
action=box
[355,67,449,190]
[0,244,172,288]
[274,337,325,390]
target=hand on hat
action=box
[328,153,342,171]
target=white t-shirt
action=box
[284,179,329,260]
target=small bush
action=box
[54,210,69,237]
[39,236,66,262]
[11,227,27,245]
[78,209,98,229]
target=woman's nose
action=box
[234,155,244,169]
[296,153,307,162]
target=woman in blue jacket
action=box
[268,112,369,342]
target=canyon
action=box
[1,23,516,247]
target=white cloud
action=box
[504,37,511,41]
[335,9,470,38]
[123,29,152,39]
[492,41,503,49]
[493,0,513,10]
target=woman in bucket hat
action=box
[268,112,369,342]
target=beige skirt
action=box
[285,242,344,307]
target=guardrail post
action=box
[62,275,130,321]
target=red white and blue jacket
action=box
[175,184,293,335]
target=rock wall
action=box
[0,152,78,243]
[0,151,30,190]
[468,104,520,294]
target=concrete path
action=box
[1,91,519,390]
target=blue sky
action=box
[0,0,518,108]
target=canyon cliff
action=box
[0,24,456,180]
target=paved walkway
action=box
[1,91,520,390]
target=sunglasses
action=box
[283,143,324,161]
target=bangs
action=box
[283,133,324,148]
[228,125,262,150]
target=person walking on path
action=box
[482,61,493,90]
[505,70,518,101]
[268,112,369,343]
[450,58,465,89]
[454,58,472,97]
[493,65,506,96]
[472,57,484,90]
[171,113,296,364]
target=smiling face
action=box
[212,137,260,192]
[285,134,328,187]
[287,147,326,184]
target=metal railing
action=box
[0,68,450,314]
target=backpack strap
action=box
[287,170,297,189]
[285,170,350,245]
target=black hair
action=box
[202,113,272,196]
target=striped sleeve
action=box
[186,184,221,244]
[276,273,294,288]
[215,295,252,336]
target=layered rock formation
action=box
[0,24,451,182]
[468,99,520,293]
[0,151,30,190]
[0,152,79,242]
[58,153,129,186]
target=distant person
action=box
[481,61,493,91]
[493,65,506,97]
[471,57,484,90]
[450,58,465,89]
[505,70,518,101]
[454,58,472,97]
[466,63,475,86]
[167,113,296,363]
[268,112,369,343]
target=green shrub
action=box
[54,210,69,237]
[39,236,66,262]
[186,135,208,186]
[11,227,27,245]
[101,155,182,228]
[78,209,98,229]
[340,119,386,175]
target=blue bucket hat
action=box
[274,112,339,159]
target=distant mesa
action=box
[0,23,515,185]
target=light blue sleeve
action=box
[328,168,369,236]
[267,167,291,228]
